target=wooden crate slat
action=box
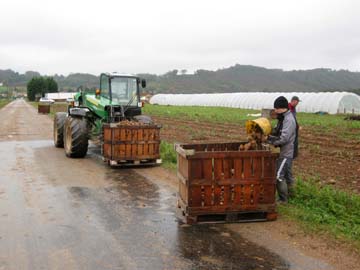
[202,159,213,181]
[263,156,276,179]
[190,159,203,181]
[243,157,252,178]
[149,143,154,156]
[120,128,126,141]
[233,158,244,179]
[214,158,224,181]
[223,158,232,179]
[253,157,262,179]
[178,155,189,180]
[126,129,132,141]
[189,186,201,207]
[179,181,188,202]
[103,127,112,141]
[103,143,111,158]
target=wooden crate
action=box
[38,104,50,114]
[176,142,278,224]
[102,124,161,163]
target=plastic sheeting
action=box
[150,92,360,114]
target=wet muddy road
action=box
[0,100,327,269]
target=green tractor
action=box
[54,73,161,165]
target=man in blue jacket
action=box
[268,96,297,203]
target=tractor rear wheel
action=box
[54,112,67,148]
[64,116,88,158]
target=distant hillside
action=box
[0,70,99,91]
[0,70,41,86]
[53,73,99,90]
[1,65,360,95]
[141,65,360,95]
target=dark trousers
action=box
[276,158,294,202]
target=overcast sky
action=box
[0,0,359,75]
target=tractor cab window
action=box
[100,75,110,98]
[111,77,138,106]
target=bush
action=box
[27,76,58,101]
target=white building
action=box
[45,92,75,102]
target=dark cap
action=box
[274,96,289,109]
[291,96,301,102]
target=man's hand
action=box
[267,135,278,144]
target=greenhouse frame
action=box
[150,92,360,114]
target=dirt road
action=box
[0,100,354,270]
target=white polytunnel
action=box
[150,92,360,114]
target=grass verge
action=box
[160,141,177,171]
[279,178,360,250]
[29,101,68,118]
[0,99,11,109]
[29,101,38,108]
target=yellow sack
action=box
[245,117,272,136]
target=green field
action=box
[143,105,258,124]
[0,86,7,92]
[144,104,360,128]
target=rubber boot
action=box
[276,178,288,203]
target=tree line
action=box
[27,77,58,101]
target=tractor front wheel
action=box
[64,116,88,158]
[54,112,67,148]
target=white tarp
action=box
[150,92,360,114]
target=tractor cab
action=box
[99,73,146,122]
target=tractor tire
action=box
[54,112,67,148]
[63,116,89,158]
